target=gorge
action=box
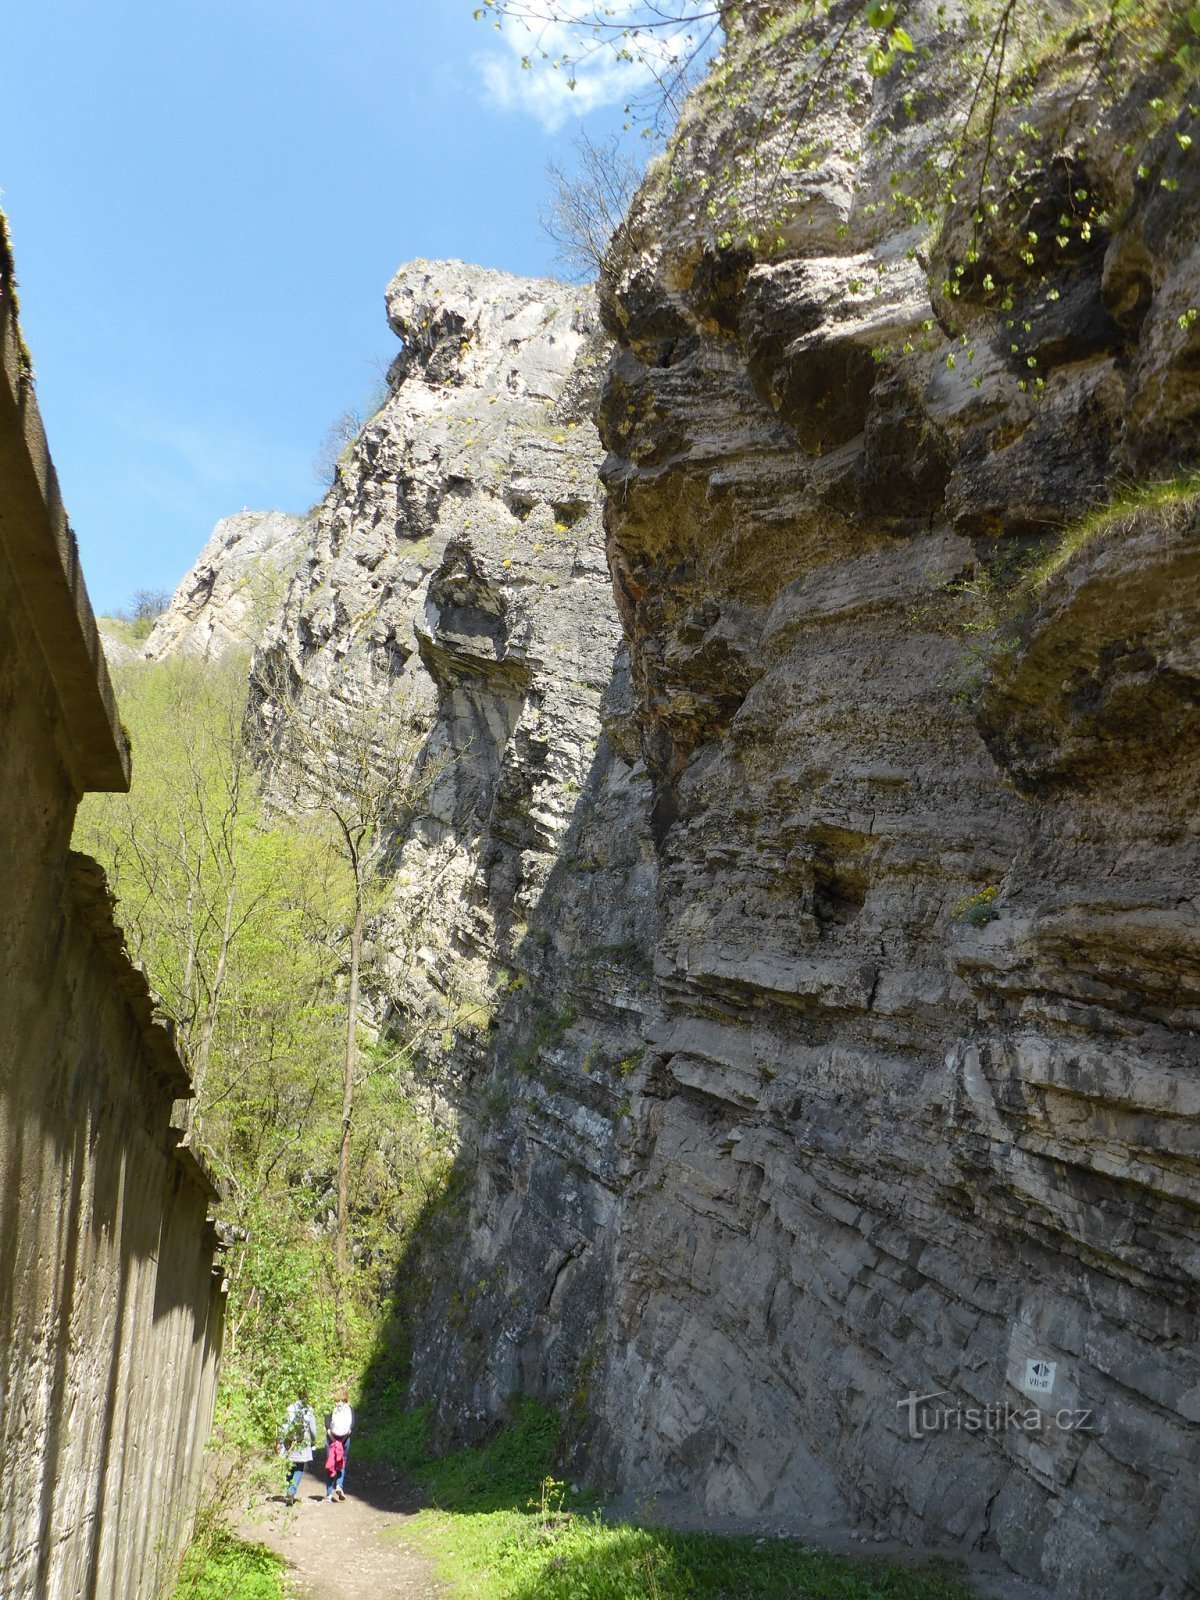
[4,5,1198,1598]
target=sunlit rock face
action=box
[250,258,650,1310]
[323,14,1198,1600]
[246,260,659,1443]
[143,509,307,662]
[240,21,1197,1584]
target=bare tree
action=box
[312,373,392,491]
[254,668,442,1337]
[132,587,171,623]
[474,0,727,126]
[541,131,644,281]
[111,587,171,638]
[312,406,368,490]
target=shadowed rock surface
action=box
[224,15,1199,1593]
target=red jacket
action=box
[325,1438,345,1476]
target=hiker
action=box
[278,1392,318,1505]
[324,1433,346,1502]
[324,1389,354,1501]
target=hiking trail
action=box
[239,1460,442,1600]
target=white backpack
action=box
[330,1402,353,1437]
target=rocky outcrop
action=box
[246,17,1199,1594]
[249,257,665,1457]
[311,14,1196,1600]
[144,508,306,662]
[253,259,635,1098]
[96,617,143,667]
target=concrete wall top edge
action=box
[0,250,131,795]
[170,1133,225,1206]
[67,852,198,1106]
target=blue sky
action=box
[0,1,662,614]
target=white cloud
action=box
[476,4,706,132]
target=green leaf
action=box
[865,42,893,76]
[891,25,914,52]
[865,0,895,25]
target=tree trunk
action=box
[190,859,238,1121]
[336,869,363,1343]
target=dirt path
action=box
[236,1463,1047,1600]
[238,1461,443,1600]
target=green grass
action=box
[1025,469,1200,592]
[366,1402,976,1600]
[98,614,151,646]
[924,468,1200,701]
[169,1527,288,1600]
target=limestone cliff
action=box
[143,508,307,662]
[252,258,636,1117]
[247,14,1199,1593]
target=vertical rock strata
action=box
[262,17,1199,1588]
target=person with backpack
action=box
[324,1389,354,1501]
[278,1391,318,1505]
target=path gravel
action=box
[238,1460,443,1600]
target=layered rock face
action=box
[143,508,306,662]
[251,260,663,1427]
[253,258,641,1105]
[347,15,1194,1600]
[583,9,1197,1595]
[252,20,1198,1592]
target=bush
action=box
[540,132,643,283]
[171,1528,285,1600]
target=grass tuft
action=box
[1025,469,1200,592]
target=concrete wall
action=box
[0,221,225,1600]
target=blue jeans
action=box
[324,1437,350,1497]
[284,1460,307,1499]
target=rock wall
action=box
[250,253,660,1443]
[254,257,640,1089]
[586,9,1197,1595]
[0,229,226,1600]
[253,15,1199,1594]
[143,509,307,663]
